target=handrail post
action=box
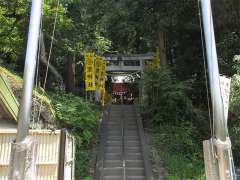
[200,0,234,179]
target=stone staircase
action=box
[95,105,153,180]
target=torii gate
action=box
[104,53,154,104]
[105,53,154,73]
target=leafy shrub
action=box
[143,67,196,125]
[50,93,100,144]
[229,70,240,165]
[230,74,240,120]
[143,67,207,178]
[50,93,102,179]
[149,126,205,179]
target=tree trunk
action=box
[65,54,76,93]
[158,31,167,66]
[40,32,65,90]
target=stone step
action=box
[104,153,121,160]
[126,176,146,180]
[125,132,139,136]
[106,136,122,140]
[105,146,122,153]
[124,136,139,140]
[105,132,122,136]
[125,140,141,146]
[103,176,123,180]
[125,148,141,154]
[97,105,153,180]
[126,160,144,168]
[103,167,122,176]
[106,136,140,140]
[106,140,122,146]
[106,140,141,145]
[126,168,145,176]
[103,168,145,177]
[104,160,122,168]
[103,122,121,126]
[126,153,143,160]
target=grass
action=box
[0,65,55,117]
[0,66,23,87]
[148,125,205,179]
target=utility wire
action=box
[197,0,218,160]
[197,0,214,144]
[209,0,216,144]
[198,1,236,177]
[37,0,60,123]
[32,9,43,128]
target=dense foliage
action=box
[143,67,207,178]
[0,0,112,93]
[150,126,204,179]
[1,0,239,94]
[144,66,209,135]
[143,62,240,176]
[1,0,240,178]
[50,93,101,179]
[229,56,240,165]
[144,67,193,124]
[0,0,112,63]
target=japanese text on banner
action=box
[99,61,106,89]
[85,53,96,91]
[95,56,103,89]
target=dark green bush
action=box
[143,67,207,178]
[50,93,100,144]
[50,93,102,179]
[229,73,240,165]
[149,126,205,179]
[143,67,197,125]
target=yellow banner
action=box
[100,87,105,105]
[147,49,160,69]
[99,59,106,105]
[85,53,96,91]
[85,81,96,91]
[95,56,103,89]
[99,61,106,89]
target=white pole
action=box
[9,0,43,179]
[200,0,226,141]
[200,0,234,179]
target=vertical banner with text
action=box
[85,53,96,91]
[99,60,106,105]
[95,56,103,89]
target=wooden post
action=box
[203,139,220,180]
[58,129,67,180]
[200,0,234,178]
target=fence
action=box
[0,129,75,180]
